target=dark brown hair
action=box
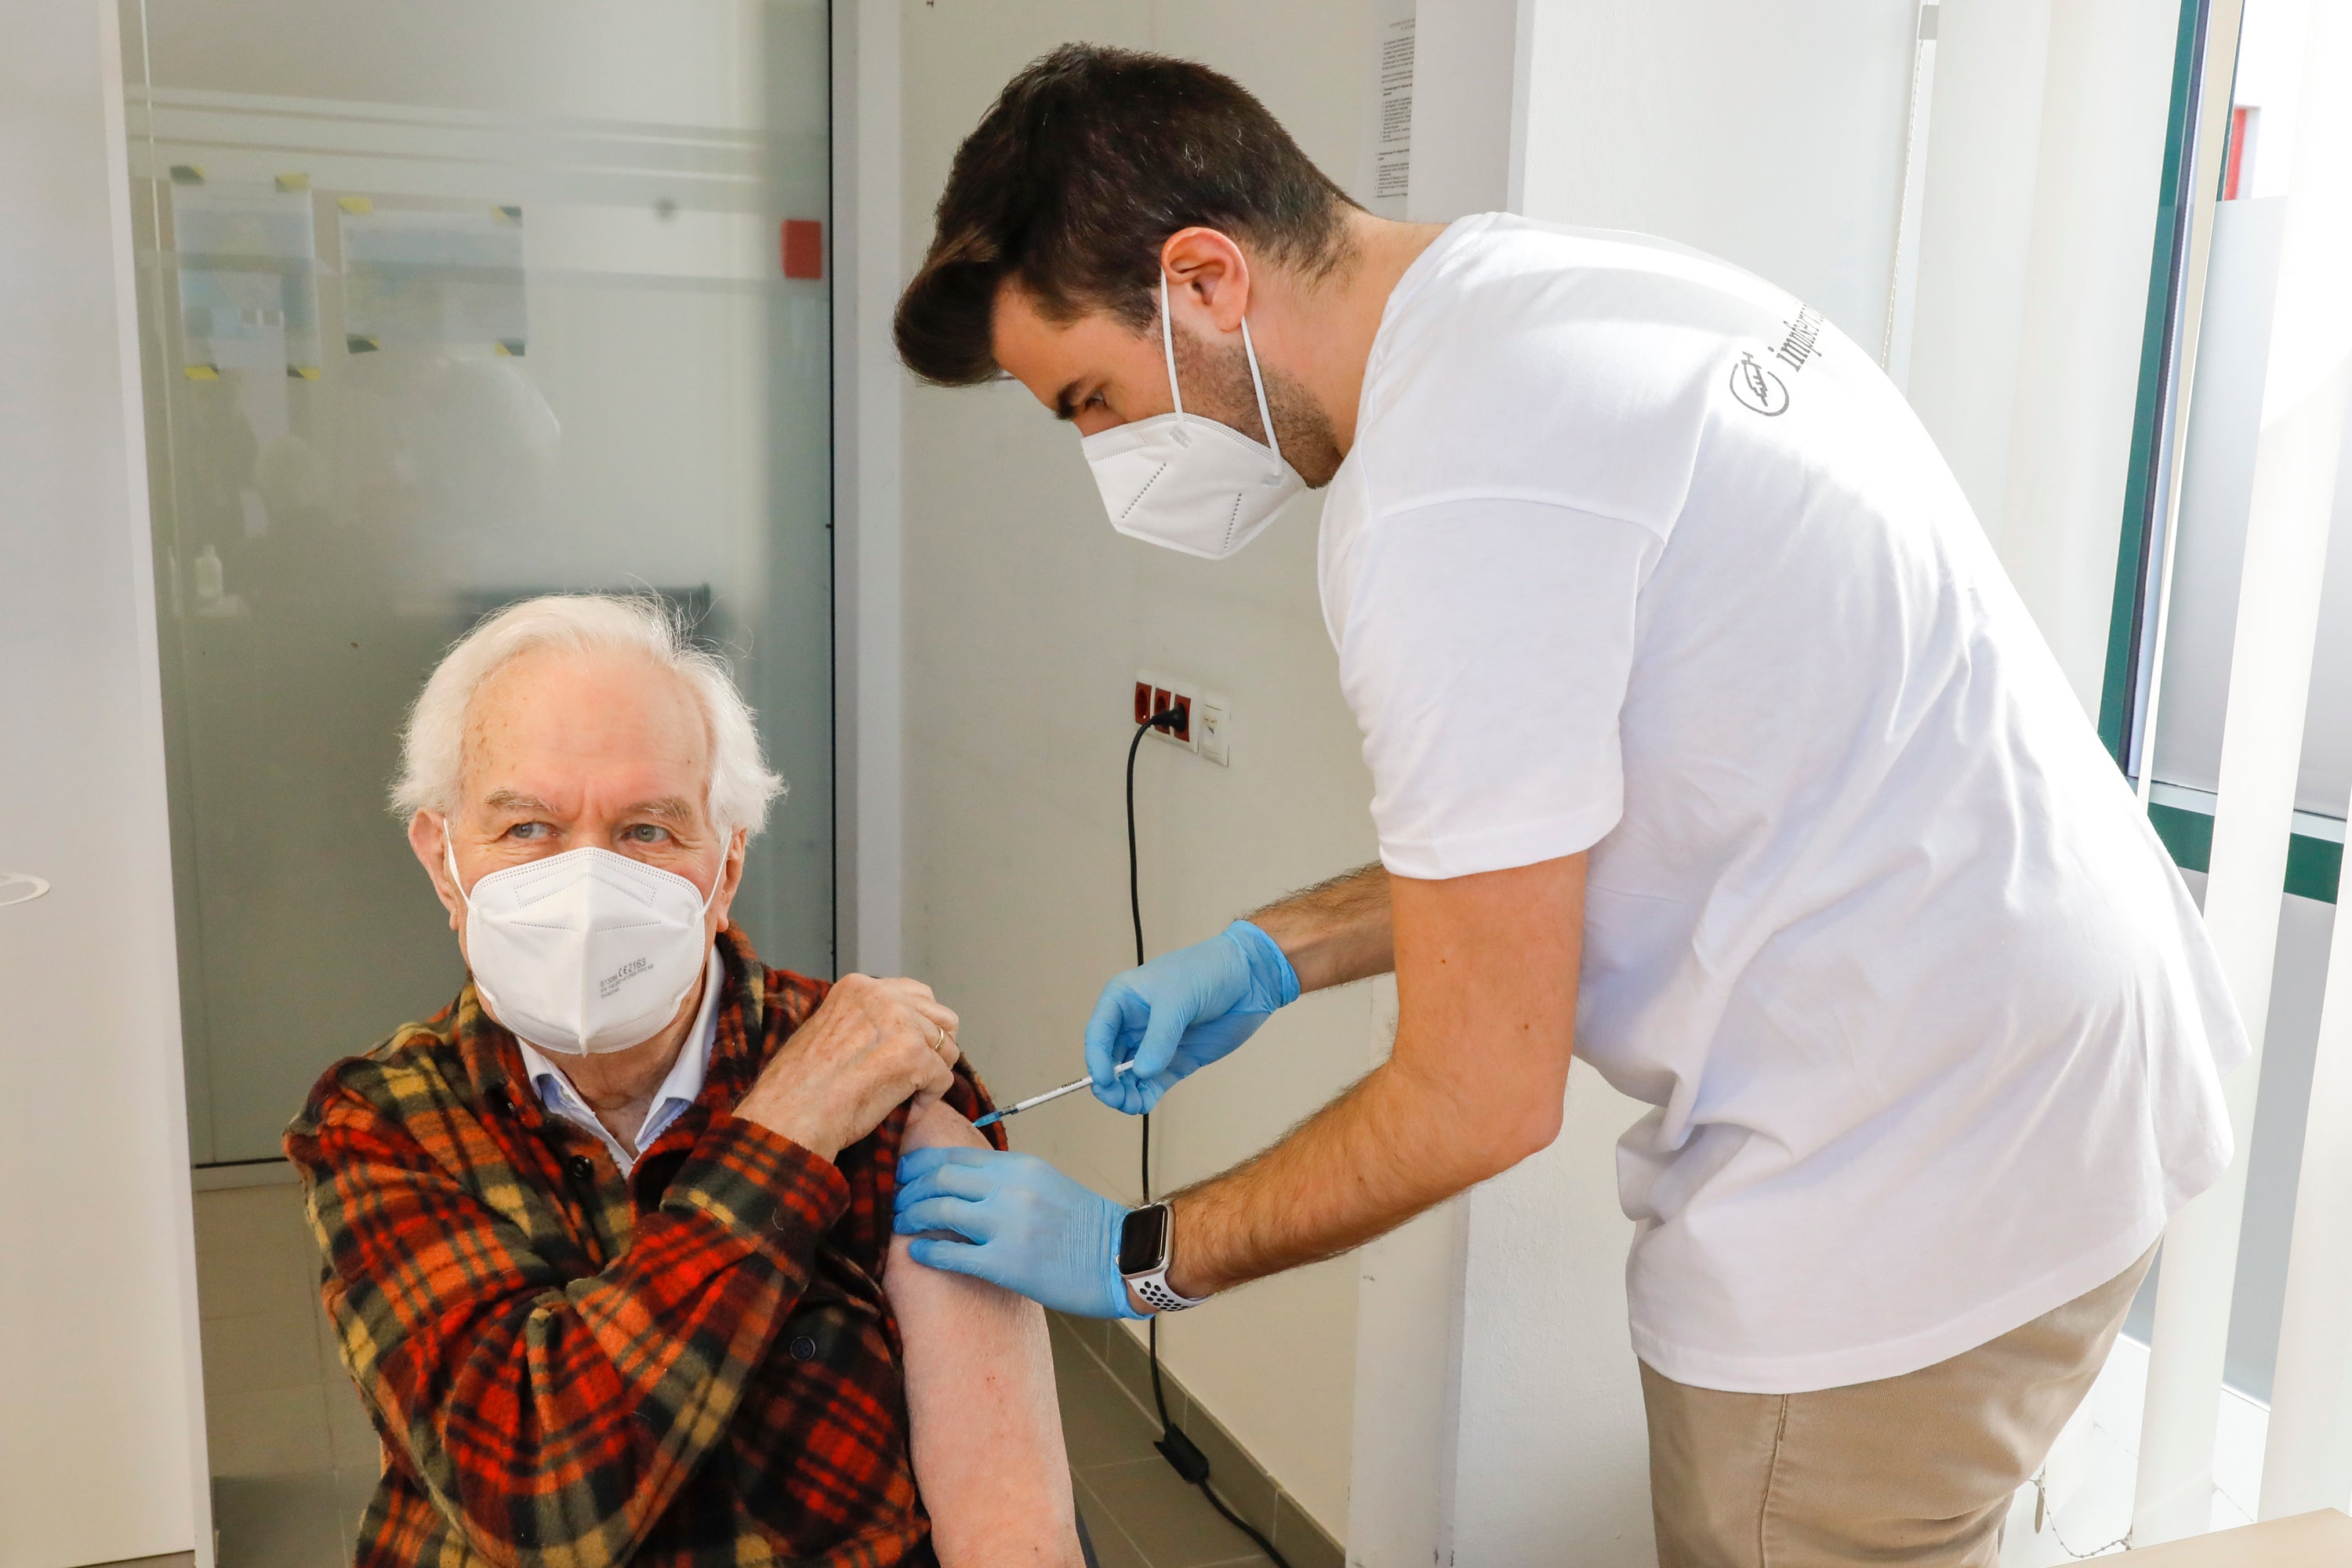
[894,45,1359,387]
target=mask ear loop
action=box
[1159,272,1187,428]
[1238,314,1283,471]
[444,829,472,910]
[1166,268,1285,473]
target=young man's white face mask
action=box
[1080,274,1305,559]
[448,839,716,1055]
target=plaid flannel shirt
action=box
[285,927,1004,1568]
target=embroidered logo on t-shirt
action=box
[1729,304,1824,417]
[1730,351,1789,416]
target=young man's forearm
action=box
[1250,862,1394,993]
[1169,855,1585,1300]
[1160,1050,1507,1297]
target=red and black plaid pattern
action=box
[285,927,1002,1568]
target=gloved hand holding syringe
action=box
[971,919,1300,1128]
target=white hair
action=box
[391,593,786,836]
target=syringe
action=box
[970,1059,1137,1130]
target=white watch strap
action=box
[1130,1264,1210,1313]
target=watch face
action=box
[1118,1203,1169,1276]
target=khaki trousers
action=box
[1641,1246,2156,1568]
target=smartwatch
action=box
[1118,1201,1210,1313]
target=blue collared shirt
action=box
[516,947,722,1174]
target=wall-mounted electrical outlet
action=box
[1133,672,1229,766]
[1195,701,1229,765]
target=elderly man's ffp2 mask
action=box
[448,842,716,1054]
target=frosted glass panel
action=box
[123,0,833,1164]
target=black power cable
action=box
[1124,710,1294,1568]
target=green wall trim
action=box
[2147,801,2344,903]
[2148,800,2214,870]
[2288,835,2343,904]
[2099,0,2210,767]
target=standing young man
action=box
[887,45,2244,1566]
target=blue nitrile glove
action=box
[1083,919,1301,1116]
[893,1146,1145,1319]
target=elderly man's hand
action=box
[734,975,961,1162]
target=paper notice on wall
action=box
[340,206,528,354]
[170,180,321,376]
[1363,0,1415,218]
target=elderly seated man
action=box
[286,593,1084,1568]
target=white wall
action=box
[1909,0,2182,712]
[1989,0,2184,713]
[1515,0,1915,350]
[895,0,1385,1538]
[0,4,209,1564]
[1905,0,2056,592]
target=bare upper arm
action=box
[901,1092,990,1157]
[885,1098,1082,1567]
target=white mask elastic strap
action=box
[1239,315,1283,466]
[1160,270,1281,464]
[1158,272,1185,422]
[445,832,472,909]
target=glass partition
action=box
[122,5,834,1557]
[121,0,835,1168]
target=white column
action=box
[1347,7,1529,1556]
[2264,829,2352,1518]
[1444,1062,1653,1567]
[2134,0,2352,1542]
[2251,0,2352,1522]
[1880,2,1941,390]
[832,0,904,976]
[0,3,211,1565]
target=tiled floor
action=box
[191,1175,1312,1568]
[192,1178,382,1568]
[1046,1318,1284,1568]
[1996,1334,2272,1565]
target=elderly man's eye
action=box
[623,824,671,844]
[506,822,552,841]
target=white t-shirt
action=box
[1319,213,2246,1393]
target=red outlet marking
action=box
[782,219,823,279]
